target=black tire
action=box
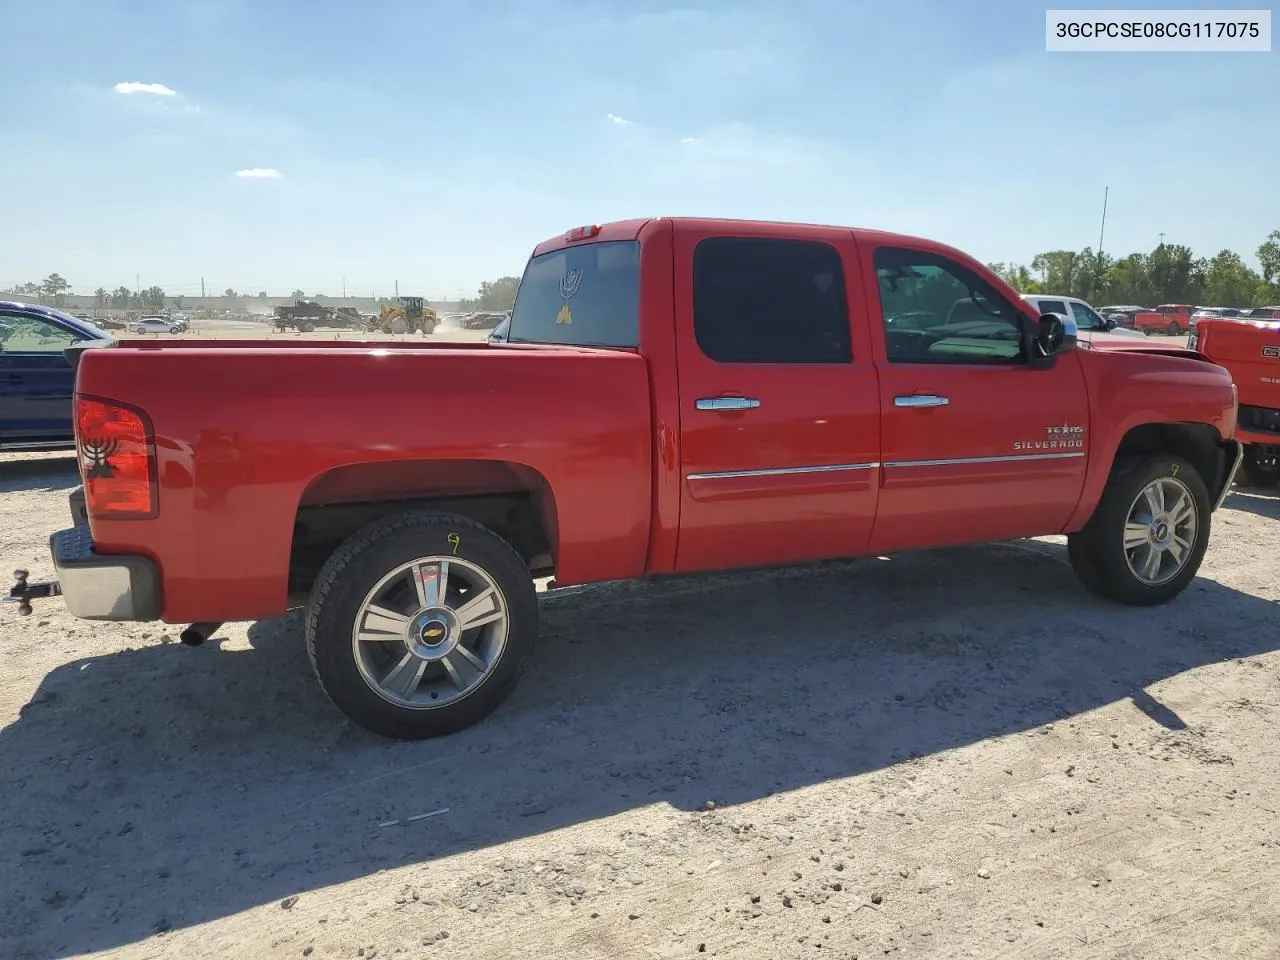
[1240,446,1280,488]
[305,510,538,739]
[1067,454,1211,606]
[1167,322,1181,337]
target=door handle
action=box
[894,394,949,408]
[696,396,760,411]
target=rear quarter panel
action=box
[76,345,653,623]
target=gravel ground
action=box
[2,330,1278,960]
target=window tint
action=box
[507,240,639,348]
[1036,299,1069,315]
[0,313,79,353]
[873,247,1026,365]
[693,236,852,364]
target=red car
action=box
[15,217,1241,739]
[1132,304,1195,336]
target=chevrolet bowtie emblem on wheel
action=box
[423,626,444,639]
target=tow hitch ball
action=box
[7,570,61,617]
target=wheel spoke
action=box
[1140,546,1163,582]
[1124,522,1149,550]
[454,643,486,671]
[1169,494,1194,528]
[358,604,410,643]
[383,654,427,699]
[441,650,484,691]
[455,587,504,632]
[1170,534,1192,562]
[411,561,449,608]
[1143,482,1166,517]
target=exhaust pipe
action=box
[180,621,223,647]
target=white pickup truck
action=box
[1022,294,1149,341]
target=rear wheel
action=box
[1067,455,1210,605]
[306,511,538,739]
[1167,322,1181,336]
[1240,445,1280,488]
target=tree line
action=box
[988,229,1280,308]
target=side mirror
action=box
[1028,312,1076,367]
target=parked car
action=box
[1237,307,1280,321]
[13,217,1241,740]
[1022,295,1148,340]
[488,316,510,343]
[0,301,114,451]
[1190,307,1242,328]
[1188,315,1280,487]
[1097,305,1147,328]
[462,311,509,330]
[1132,304,1195,336]
[132,315,181,334]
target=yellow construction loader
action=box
[379,296,439,335]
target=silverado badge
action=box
[1013,423,1085,452]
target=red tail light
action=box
[75,395,157,519]
[565,224,602,242]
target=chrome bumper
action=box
[48,526,160,621]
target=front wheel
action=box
[306,510,538,739]
[1067,455,1210,606]
[1240,445,1280,488]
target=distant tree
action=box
[1203,250,1260,306]
[41,273,69,300]
[169,295,184,309]
[257,290,268,299]
[111,286,132,308]
[223,288,238,298]
[94,287,108,309]
[140,285,166,309]
[1145,242,1204,304]
[460,276,520,312]
[290,289,306,300]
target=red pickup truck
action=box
[12,218,1243,739]
[1132,304,1195,336]
[1189,316,1280,487]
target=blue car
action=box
[0,301,115,452]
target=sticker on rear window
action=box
[556,268,583,325]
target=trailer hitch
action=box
[6,569,61,617]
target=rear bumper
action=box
[50,526,160,621]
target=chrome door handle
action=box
[696,396,760,411]
[894,395,949,408]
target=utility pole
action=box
[1097,186,1109,255]
[135,273,140,295]
[394,279,399,298]
[1158,232,1166,246]
[342,277,347,299]
[201,277,205,298]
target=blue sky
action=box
[1,0,1277,299]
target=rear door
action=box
[0,310,80,444]
[673,224,881,572]
[862,242,1090,552]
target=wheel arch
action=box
[288,458,560,593]
[1070,422,1237,531]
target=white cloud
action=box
[235,168,283,179]
[680,136,698,143]
[606,113,634,125]
[114,81,177,96]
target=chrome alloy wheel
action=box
[351,556,508,709]
[1123,476,1199,586]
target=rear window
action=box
[507,240,640,347]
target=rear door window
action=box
[507,241,640,347]
[1035,299,1069,315]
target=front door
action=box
[863,243,1091,553]
[673,226,882,572]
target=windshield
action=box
[507,240,640,348]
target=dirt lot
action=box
[2,337,1279,959]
